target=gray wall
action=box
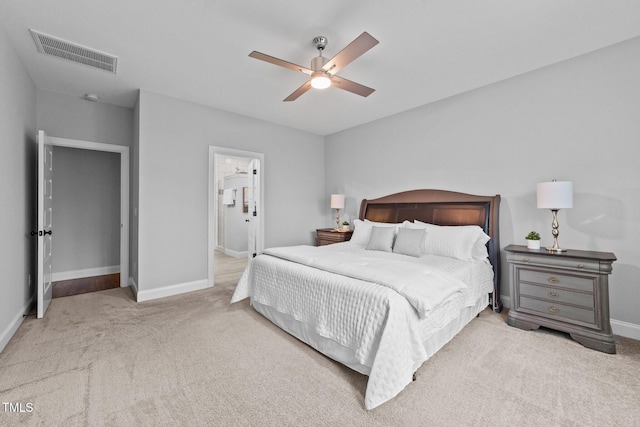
[52,147,121,276]
[36,90,133,147]
[0,24,37,351]
[325,37,640,336]
[135,90,325,294]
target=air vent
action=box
[30,29,118,73]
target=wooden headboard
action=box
[359,189,502,313]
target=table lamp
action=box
[537,180,573,252]
[330,194,345,230]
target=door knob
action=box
[43,230,52,235]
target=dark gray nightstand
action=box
[504,244,617,353]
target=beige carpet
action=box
[1,282,639,426]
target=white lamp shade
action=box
[537,181,573,209]
[330,194,345,209]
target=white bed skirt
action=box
[252,293,490,377]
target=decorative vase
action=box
[527,239,541,250]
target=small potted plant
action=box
[525,231,541,250]
[341,220,351,231]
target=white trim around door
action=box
[48,136,130,288]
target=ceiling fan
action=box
[249,32,379,102]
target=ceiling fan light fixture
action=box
[311,72,331,89]
[249,32,378,101]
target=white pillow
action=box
[414,220,490,261]
[403,220,432,230]
[350,219,402,246]
[350,219,371,245]
[402,220,417,228]
[392,227,426,257]
[365,219,402,232]
[471,237,490,260]
[366,226,396,252]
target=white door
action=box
[37,130,54,318]
[247,158,260,260]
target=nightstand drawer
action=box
[518,269,595,293]
[519,283,594,308]
[316,228,352,246]
[519,296,595,325]
[509,253,601,272]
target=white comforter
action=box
[261,245,468,318]
[231,242,493,409]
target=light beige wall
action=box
[136,91,325,294]
[0,25,37,351]
[325,37,640,338]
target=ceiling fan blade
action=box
[331,76,375,97]
[283,81,313,102]
[249,51,312,74]
[322,32,379,75]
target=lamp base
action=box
[546,209,567,253]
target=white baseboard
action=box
[611,319,640,341]
[224,248,248,259]
[0,298,33,353]
[136,279,210,302]
[52,265,120,282]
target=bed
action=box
[232,189,501,409]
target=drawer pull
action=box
[522,258,529,262]
[577,264,585,269]
[548,276,559,284]
[548,306,559,313]
[548,291,559,298]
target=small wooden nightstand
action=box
[316,228,353,246]
[505,244,617,353]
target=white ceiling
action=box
[2,0,639,136]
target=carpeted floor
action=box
[1,282,639,426]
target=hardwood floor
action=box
[52,273,120,298]
[214,250,248,284]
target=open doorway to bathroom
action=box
[208,146,264,287]
[214,153,250,283]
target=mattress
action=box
[231,242,494,409]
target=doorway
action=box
[46,136,129,289]
[51,146,121,297]
[208,146,264,287]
